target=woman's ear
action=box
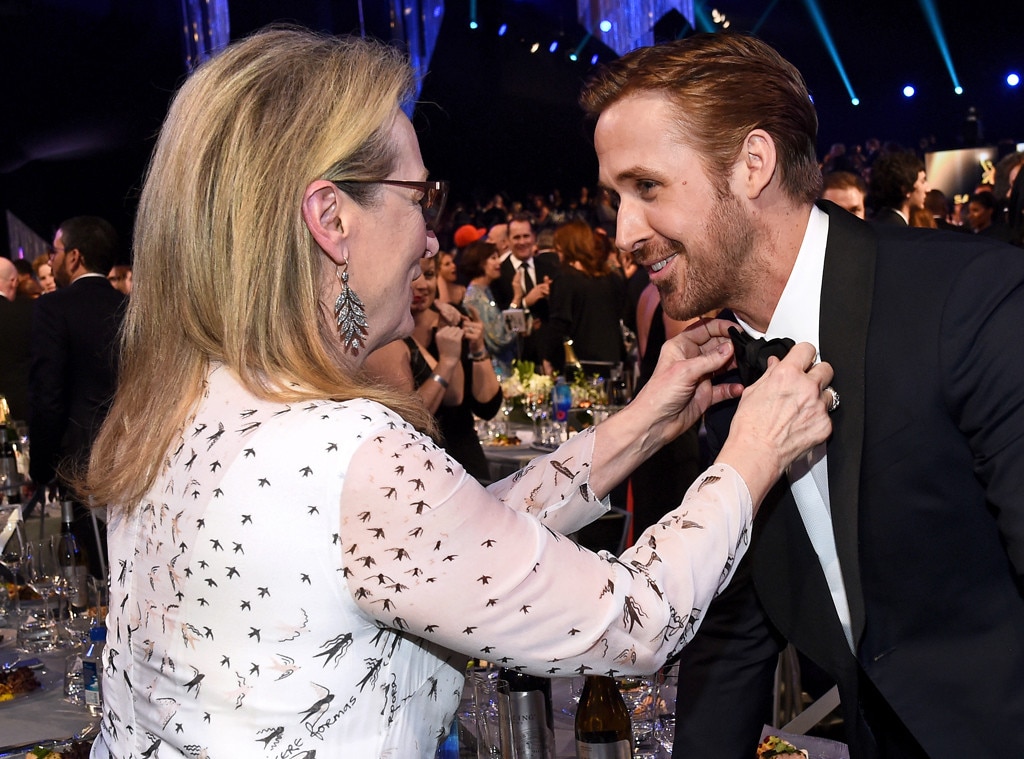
[302,180,350,266]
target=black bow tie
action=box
[728,326,795,386]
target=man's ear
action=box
[740,129,778,200]
[302,180,352,266]
[65,248,84,274]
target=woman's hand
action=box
[434,325,465,364]
[629,317,744,442]
[588,317,741,498]
[717,342,834,507]
[460,305,487,355]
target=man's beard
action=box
[647,192,757,321]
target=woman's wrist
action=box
[467,348,489,362]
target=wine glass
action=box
[19,539,64,651]
[0,505,28,621]
[616,675,659,759]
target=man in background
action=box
[821,170,867,219]
[0,258,34,423]
[583,32,1024,758]
[868,150,929,225]
[30,216,127,577]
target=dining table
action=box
[0,629,98,756]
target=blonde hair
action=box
[85,27,434,511]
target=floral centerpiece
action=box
[500,360,553,413]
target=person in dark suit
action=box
[0,258,34,424]
[868,149,930,226]
[29,216,127,576]
[582,32,1024,759]
[490,212,559,365]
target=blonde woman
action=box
[84,28,834,758]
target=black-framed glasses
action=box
[332,179,449,231]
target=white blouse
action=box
[93,364,751,758]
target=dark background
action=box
[2,0,1021,256]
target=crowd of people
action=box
[1,24,1022,759]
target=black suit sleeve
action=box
[672,550,786,759]
[942,250,1024,577]
[672,396,787,759]
[28,295,69,485]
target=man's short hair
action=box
[822,170,867,197]
[870,151,925,210]
[507,212,534,232]
[58,216,119,275]
[580,33,822,204]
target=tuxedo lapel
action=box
[816,200,877,647]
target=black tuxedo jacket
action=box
[673,202,1024,758]
[29,275,127,486]
[491,252,560,322]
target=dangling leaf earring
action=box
[334,256,367,354]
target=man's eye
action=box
[637,180,657,196]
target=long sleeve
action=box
[339,420,753,677]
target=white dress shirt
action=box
[736,205,855,651]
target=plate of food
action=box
[0,665,43,705]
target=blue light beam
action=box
[917,0,963,94]
[802,0,859,106]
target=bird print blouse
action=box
[92,364,752,758]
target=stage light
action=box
[498,23,507,36]
[549,41,558,53]
[954,85,964,94]
[903,85,916,98]
[918,0,963,95]
[591,54,599,65]
[802,0,860,108]
[1008,73,1020,87]
[469,21,478,29]
[530,42,540,53]
[569,53,578,61]
[599,20,612,33]
[851,97,860,106]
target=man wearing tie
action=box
[582,33,1024,758]
[491,213,558,364]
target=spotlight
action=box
[1008,73,1021,87]
[954,85,964,94]
[851,97,860,106]
[599,20,612,33]
[498,23,507,36]
[530,42,539,53]
[569,53,578,61]
[903,85,915,98]
[469,21,478,29]
[549,41,558,53]
[591,54,599,65]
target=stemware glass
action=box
[616,675,659,759]
[0,505,28,621]
[19,538,65,652]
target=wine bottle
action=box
[498,667,554,758]
[562,339,583,383]
[575,675,633,758]
[55,501,89,611]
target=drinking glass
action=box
[18,539,64,652]
[0,505,28,621]
[617,675,659,759]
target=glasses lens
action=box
[422,182,448,231]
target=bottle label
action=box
[502,690,551,758]
[575,739,632,758]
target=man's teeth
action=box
[650,255,673,273]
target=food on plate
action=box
[757,735,809,758]
[487,433,521,446]
[27,741,93,758]
[0,666,41,701]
